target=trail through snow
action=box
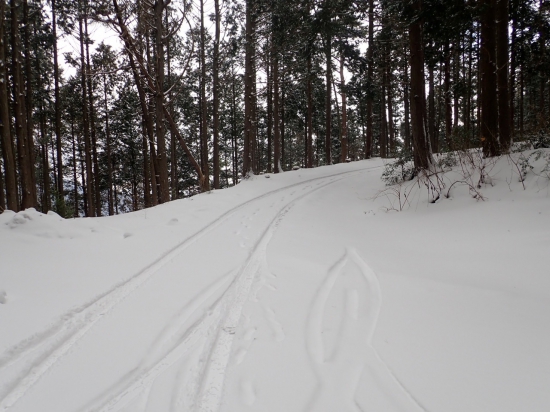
[1,156,550,412]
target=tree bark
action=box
[78,11,94,216]
[325,32,332,165]
[497,0,511,152]
[480,0,500,157]
[273,50,281,173]
[0,0,17,211]
[199,0,210,190]
[84,15,101,215]
[408,0,432,169]
[340,51,348,162]
[52,0,64,210]
[444,40,453,145]
[365,0,374,159]
[153,0,170,201]
[11,0,36,209]
[243,0,257,176]
[213,0,221,188]
[306,49,314,168]
[403,46,411,152]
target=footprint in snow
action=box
[0,290,7,304]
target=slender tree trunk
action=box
[281,64,286,169]
[306,48,314,168]
[103,74,114,215]
[538,0,546,127]
[325,33,332,165]
[428,63,437,153]
[142,123,151,207]
[273,50,281,173]
[23,0,37,204]
[11,0,36,209]
[266,40,273,173]
[444,40,453,144]
[453,40,460,129]
[466,30,473,145]
[199,0,210,190]
[403,47,411,152]
[480,0,500,157]
[84,16,102,215]
[0,0,17,211]
[40,120,51,213]
[212,0,221,188]
[409,0,432,169]
[380,65,387,158]
[365,0,374,159]
[71,120,79,217]
[387,64,395,155]
[510,1,517,138]
[340,51,348,162]
[0,155,5,211]
[153,0,170,200]
[165,9,177,200]
[243,0,256,176]
[52,0,64,210]
[497,0,511,152]
[78,11,94,216]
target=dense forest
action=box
[0,0,548,216]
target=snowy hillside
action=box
[1,152,550,412]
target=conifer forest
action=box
[0,0,548,217]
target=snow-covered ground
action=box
[1,151,549,412]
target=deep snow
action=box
[1,152,549,412]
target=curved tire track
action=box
[0,164,380,411]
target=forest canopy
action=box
[0,0,548,216]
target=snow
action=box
[1,151,550,412]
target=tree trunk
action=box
[480,0,500,157]
[153,0,170,201]
[444,40,453,145]
[365,0,374,159]
[387,64,395,156]
[340,51,348,162]
[23,0,37,204]
[538,0,546,127]
[380,65,387,158]
[403,47,411,152]
[213,0,221,188]
[306,49,314,168]
[510,0,517,139]
[325,33,332,165]
[199,0,210,190]
[0,0,17,211]
[11,0,36,209]
[243,0,256,176]
[428,63,437,153]
[408,0,432,169]
[71,120,79,217]
[52,0,64,211]
[497,0,511,152]
[103,74,114,215]
[273,50,281,173]
[78,11,94,216]
[266,40,273,173]
[84,16,101,216]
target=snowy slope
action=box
[1,153,549,412]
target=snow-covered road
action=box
[1,157,550,411]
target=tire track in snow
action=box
[0,166,377,372]
[0,165,380,411]
[306,248,428,412]
[192,176,351,412]
[85,169,366,412]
